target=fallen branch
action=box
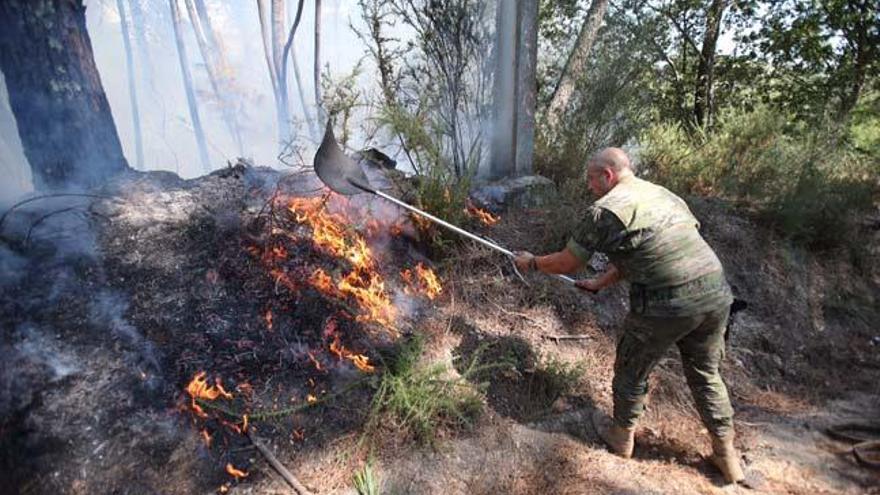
[247,430,313,495]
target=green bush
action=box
[365,335,495,445]
[640,106,878,246]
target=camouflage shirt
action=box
[566,176,732,317]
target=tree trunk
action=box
[128,0,153,83]
[183,0,244,152]
[314,0,324,126]
[168,0,211,173]
[515,0,538,176]
[489,0,517,180]
[117,0,144,170]
[693,0,726,128]
[271,0,291,144]
[281,0,316,141]
[544,0,609,132]
[0,0,129,190]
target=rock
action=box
[470,175,557,211]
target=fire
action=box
[201,429,213,448]
[288,195,397,327]
[465,202,499,226]
[226,463,248,479]
[401,262,442,300]
[322,318,376,373]
[185,372,234,418]
[264,308,273,330]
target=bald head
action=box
[585,147,633,197]
[589,147,632,173]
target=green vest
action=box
[567,176,732,317]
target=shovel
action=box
[313,123,576,285]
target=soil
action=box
[1,165,878,494]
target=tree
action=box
[117,0,145,170]
[256,0,294,149]
[693,0,728,128]
[183,0,244,152]
[314,0,325,126]
[544,0,609,132]
[0,0,129,190]
[759,0,879,121]
[168,0,211,173]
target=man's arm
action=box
[514,248,584,275]
[575,263,620,293]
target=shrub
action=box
[639,106,878,246]
[365,335,495,445]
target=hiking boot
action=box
[710,433,745,484]
[591,409,635,458]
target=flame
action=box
[264,309,273,330]
[201,429,213,448]
[286,196,397,328]
[241,414,249,433]
[328,334,376,373]
[185,372,234,418]
[306,394,317,404]
[465,202,499,225]
[401,262,442,300]
[226,463,248,479]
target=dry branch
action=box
[247,430,313,495]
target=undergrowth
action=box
[364,335,498,445]
[639,106,878,247]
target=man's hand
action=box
[575,278,601,293]
[514,251,536,272]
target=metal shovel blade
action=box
[313,122,372,196]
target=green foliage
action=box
[640,106,878,246]
[352,461,380,495]
[536,356,585,399]
[322,62,365,148]
[365,335,495,445]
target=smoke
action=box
[0,195,164,421]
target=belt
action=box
[631,271,727,306]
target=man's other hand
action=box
[514,251,535,272]
[575,279,601,293]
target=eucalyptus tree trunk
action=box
[281,0,317,141]
[128,0,153,83]
[169,0,211,173]
[0,0,129,190]
[693,0,726,128]
[117,0,144,170]
[183,0,244,152]
[544,0,609,132]
[314,0,324,126]
[256,0,291,149]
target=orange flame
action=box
[465,203,499,225]
[264,309,273,331]
[287,196,397,328]
[226,463,248,479]
[185,372,234,418]
[401,263,443,300]
[201,429,213,448]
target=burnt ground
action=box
[1,165,879,494]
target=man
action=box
[514,148,744,484]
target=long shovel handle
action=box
[371,190,576,285]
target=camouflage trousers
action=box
[612,305,734,437]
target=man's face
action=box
[587,164,612,198]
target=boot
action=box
[591,409,635,458]
[710,433,745,484]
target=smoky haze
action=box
[0,0,373,204]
